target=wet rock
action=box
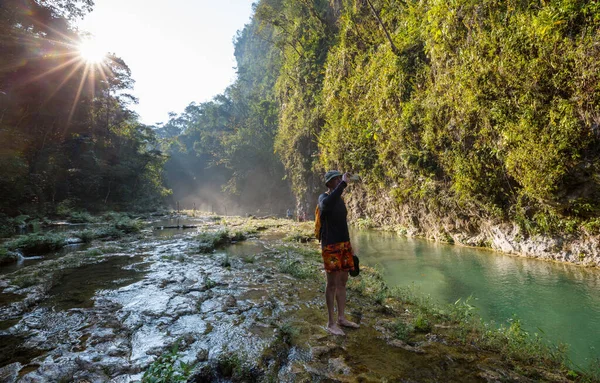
[188,364,214,383]
[196,348,209,362]
[65,238,84,245]
[19,357,79,383]
[224,295,237,308]
[107,340,129,357]
[311,346,333,358]
[0,362,21,383]
[387,339,424,353]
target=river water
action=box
[351,229,600,368]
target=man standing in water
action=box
[318,170,360,336]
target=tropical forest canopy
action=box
[2,0,600,236]
[0,0,167,220]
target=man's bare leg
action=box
[337,271,359,328]
[326,271,345,335]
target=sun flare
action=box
[78,38,106,63]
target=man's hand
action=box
[342,172,350,183]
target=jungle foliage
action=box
[156,16,293,215]
[0,0,168,219]
[248,0,600,234]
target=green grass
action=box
[278,321,300,346]
[95,226,125,240]
[353,217,375,230]
[283,231,313,243]
[12,269,44,288]
[413,313,432,333]
[220,255,231,268]
[242,254,256,263]
[278,258,315,279]
[204,277,216,290]
[84,249,103,258]
[275,244,320,260]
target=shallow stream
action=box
[0,216,597,381]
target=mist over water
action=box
[351,229,600,367]
[164,153,294,217]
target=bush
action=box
[390,319,413,342]
[102,211,126,222]
[56,199,75,217]
[68,211,95,223]
[196,230,230,253]
[0,214,29,238]
[6,232,66,255]
[74,229,97,243]
[0,247,18,266]
[142,345,194,383]
[114,217,143,234]
[354,218,375,230]
[95,226,125,240]
[413,313,432,333]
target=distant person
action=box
[318,170,359,336]
[299,211,307,222]
[286,209,293,219]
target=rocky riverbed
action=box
[0,214,582,382]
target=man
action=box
[318,170,360,336]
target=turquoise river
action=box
[351,229,600,368]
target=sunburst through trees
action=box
[0,0,167,216]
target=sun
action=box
[78,38,106,63]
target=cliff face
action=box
[345,184,600,268]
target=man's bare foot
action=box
[337,318,360,328]
[326,323,345,336]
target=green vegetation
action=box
[278,258,315,279]
[348,267,571,370]
[0,0,169,219]
[389,318,413,342]
[204,277,217,290]
[71,216,143,243]
[4,0,600,247]
[155,13,293,214]
[74,230,97,243]
[5,233,67,255]
[162,0,600,238]
[0,247,18,266]
[220,255,232,268]
[275,237,320,279]
[195,227,259,253]
[196,230,231,253]
[142,345,194,383]
[215,352,257,381]
[278,321,300,346]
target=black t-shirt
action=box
[318,181,350,247]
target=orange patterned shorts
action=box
[321,241,355,273]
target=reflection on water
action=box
[152,217,211,238]
[351,229,600,367]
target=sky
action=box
[76,0,255,125]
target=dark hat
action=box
[324,170,342,185]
